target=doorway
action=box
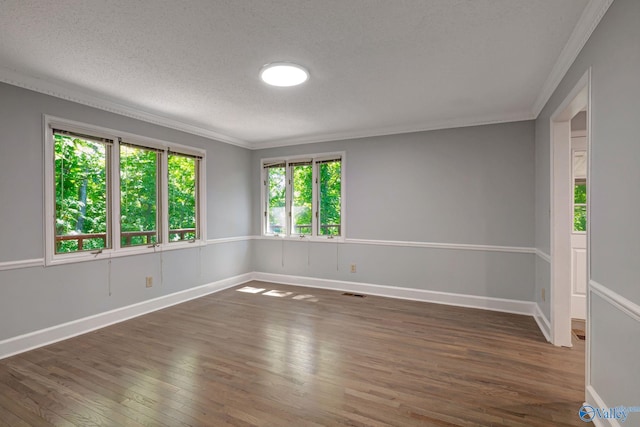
[550,70,590,348]
[570,112,587,322]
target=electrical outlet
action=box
[541,288,545,301]
[146,276,153,288]
[350,264,356,273]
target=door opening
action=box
[570,112,588,322]
[550,70,590,348]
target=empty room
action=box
[0,0,638,426]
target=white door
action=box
[570,136,587,320]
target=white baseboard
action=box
[0,271,548,360]
[0,272,253,360]
[252,272,536,316]
[586,385,621,427]
[534,304,552,342]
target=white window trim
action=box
[261,151,346,241]
[43,115,206,266]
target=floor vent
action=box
[342,292,366,298]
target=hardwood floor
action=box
[571,319,586,341]
[0,281,585,426]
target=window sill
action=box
[45,240,207,266]
[260,235,345,243]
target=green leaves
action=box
[319,161,341,236]
[120,145,158,246]
[292,164,312,233]
[54,134,107,253]
[266,166,286,234]
[168,154,197,240]
[573,182,587,232]
[266,160,341,236]
[55,136,199,251]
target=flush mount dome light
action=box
[260,62,309,87]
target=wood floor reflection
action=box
[0,281,585,426]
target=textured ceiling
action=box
[0,0,594,148]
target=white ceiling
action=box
[0,0,609,149]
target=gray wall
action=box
[534,0,640,408]
[571,111,587,132]
[0,82,253,341]
[253,121,536,300]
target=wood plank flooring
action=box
[0,281,585,426]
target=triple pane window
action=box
[263,155,343,238]
[49,120,203,261]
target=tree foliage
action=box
[168,154,197,240]
[267,161,341,235]
[267,166,286,234]
[54,136,198,252]
[574,183,587,232]
[292,164,312,234]
[120,145,158,245]
[319,161,341,235]
[55,134,107,252]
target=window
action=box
[54,130,111,253]
[119,143,160,247]
[290,161,312,235]
[264,162,286,235]
[262,154,344,238]
[45,117,206,264]
[168,152,200,241]
[317,159,342,236]
[573,150,587,232]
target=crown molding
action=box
[250,111,536,150]
[0,66,251,149]
[531,0,613,117]
[0,66,535,150]
[1,0,610,155]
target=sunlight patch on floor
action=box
[236,286,319,302]
[263,290,294,297]
[236,286,265,293]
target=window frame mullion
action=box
[312,162,319,237]
[285,162,292,237]
[262,168,268,235]
[111,140,121,252]
[160,149,170,245]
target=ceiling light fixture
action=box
[260,62,309,87]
